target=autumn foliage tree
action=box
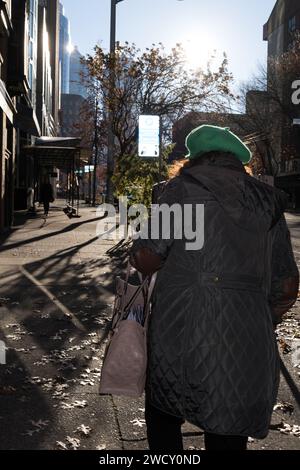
[79,42,234,204]
[234,33,300,176]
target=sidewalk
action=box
[0,202,299,450]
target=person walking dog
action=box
[130,125,299,451]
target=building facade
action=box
[60,44,88,142]
[10,0,41,212]
[263,0,300,206]
[60,93,85,137]
[0,0,15,230]
[0,0,61,231]
[69,46,88,98]
[170,111,250,162]
[59,2,70,95]
[39,0,60,132]
[36,2,55,137]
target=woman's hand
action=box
[130,248,163,276]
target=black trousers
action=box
[43,201,50,215]
[145,401,248,451]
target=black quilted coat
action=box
[131,154,299,439]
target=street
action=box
[0,204,299,450]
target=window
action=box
[288,16,296,32]
[27,0,38,104]
[4,0,11,16]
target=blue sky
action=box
[62,0,276,85]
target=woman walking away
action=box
[40,178,54,217]
[130,125,299,451]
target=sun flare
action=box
[67,42,74,54]
[181,34,221,71]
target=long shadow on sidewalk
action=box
[0,210,108,253]
[0,223,131,449]
[280,358,300,408]
[0,332,60,449]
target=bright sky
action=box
[62,0,276,85]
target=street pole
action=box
[159,116,163,182]
[88,168,91,203]
[106,0,179,199]
[106,0,118,204]
[93,98,99,206]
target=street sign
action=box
[138,115,160,158]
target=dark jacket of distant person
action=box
[40,182,54,203]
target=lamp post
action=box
[92,96,99,206]
[106,0,184,203]
[106,0,124,204]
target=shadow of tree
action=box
[0,212,132,449]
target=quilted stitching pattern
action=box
[132,167,298,438]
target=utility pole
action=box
[106,0,117,204]
[93,97,99,206]
[106,0,180,200]
[106,0,124,204]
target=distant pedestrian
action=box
[40,178,54,217]
[130,125,299,451]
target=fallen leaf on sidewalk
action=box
[75,424,92,436]
[66,436,81,450]
[56,441,68,450]
[30,419,49,429]
[279,423,300,437]
[22,419,49,437]
[22,429,37,437]
[41,313,50,319]
[79,379,95,386]
[61,400,88,410]
[96,444,106,450]
[27,419,49,433]
[14,347,37,353]
[278,339,292,354]
[6,334,21,341]
[130,418,146,428]
[50,329,68,341]
[274,402,294,415]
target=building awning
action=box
[24,145,80,170]
[35,137,81,147]
[23,136,88,170]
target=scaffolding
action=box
[24,137,84,217]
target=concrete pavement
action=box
[0,202,299,450]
